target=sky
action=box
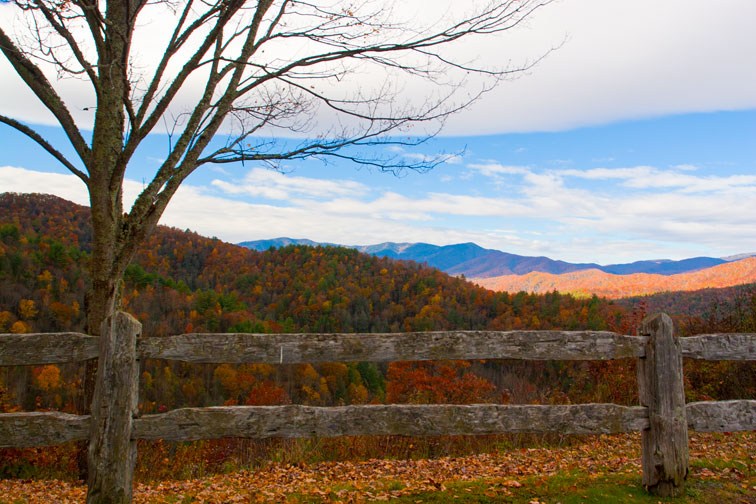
[1,0,755,265]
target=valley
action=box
[1,192,755,496]
[242,237,756,299]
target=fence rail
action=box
[0,332,98,365]
[680,333,756,360]
[0,411,91,447]
[3,401,755,448]
[4,330,755,367]
[1,312,755,502]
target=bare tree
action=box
[0,0,554,500]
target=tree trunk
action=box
[79,0,133,481]
[77,189,122,480]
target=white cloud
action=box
[402,153,435,163]
[673,164,697,172]
[557,166,756,193]
[444,0,756,135]
[468,163,530,177]
[557,167,655,180]
[399,152,464,166]
[4,165,756,265]
[625,173,756,193]
[211,167,368,200]
[3,1,754,136]
[0,166,90,205]
[209,166,231,175]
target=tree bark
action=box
[78,208,121,480]
[78,0,134,478]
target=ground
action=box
[0,432,754,503]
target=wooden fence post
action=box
[86,311,141,504]
[637,313,689,497]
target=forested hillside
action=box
[0,193,753,479]
[0,194,756,440]
[0,193,629,338]
[618,282,756,335]
[0,193,631,413]
[475,259,756,299]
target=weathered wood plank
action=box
[6,400,753,449]
[138,331,646,364]
[132,403,649,441]
[681,334,756,360]
[0,412,90,447]
[0,332,98,365]
[686,400,756,432]
[637,313,689,497]
[87,312,141,504]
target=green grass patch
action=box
[385,469,756,503]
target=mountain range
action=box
[238,237,752,279]
[475,257,756,299]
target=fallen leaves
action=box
[0,432,753,503]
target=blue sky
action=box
[2,110,754,264]
[1,0,755,264]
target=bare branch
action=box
[133,0,215,126]
[125,1,242,158]
[31,0,99,91]
[74,0,106,52]
[0,114,89,183]
[0,26,91,165]
[117,1,278,274]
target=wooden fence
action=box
[1,312,755,502]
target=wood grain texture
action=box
[637,313,689,497]
[4,401,752,449]
[137,330,647,364]
[0,333,98,365]
[686,400,756,432]
[132,403,650,441]
[681,334,756,360]
[0,412,90,447]
[87,312,141,504]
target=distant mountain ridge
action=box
[238,237,752,278]
[475,257,756,299]
[238,237,335,250]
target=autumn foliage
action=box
[476,259,756,299]
[0,192,754,481]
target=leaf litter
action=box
[0,432,754,503]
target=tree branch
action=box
[0,27,91,166]
[73,0,106,52]
[0,114,89,184]
[32,0,99,92]
[134,0,214,127]
[124,1,242,160]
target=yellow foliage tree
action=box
[34,365,62,391]
[9,320,28,333]
[214,364,237,392]
[0,311,12,332]
[348,383,369,404]
[18,299,38,320]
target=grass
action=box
[267,450,756,504]
[384,468,756,504]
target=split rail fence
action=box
[0,311,755,501]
